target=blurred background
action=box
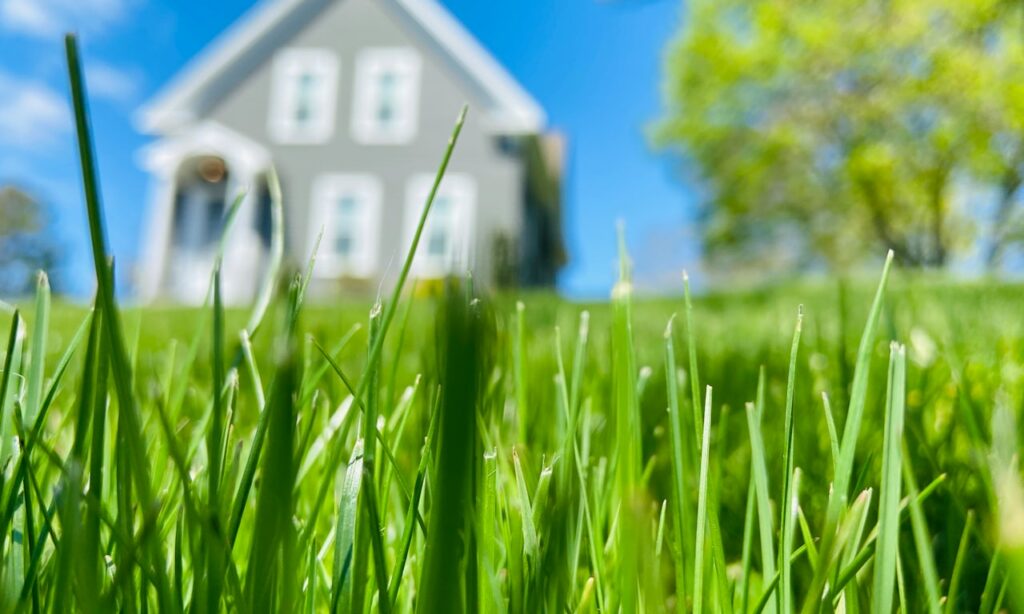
[1,0,1022,301]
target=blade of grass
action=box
[246,167,284,339]
[832,250,894,510]
[745,399,776,610]
[801,251,893,614]
[827,473,946,600]
[780,468,801,614]
[612,223,643,613]
[694,385,713,614]
[944,509,974,614]
[203,264,228,613]
[244,318,299,609]
[388,387,440,608]
[515,301,528,444]
[681,271,731,613]
[65,34,172,608]
[778,307,803,614]
[901,445,942,613]
[664,316,691,608]
[821,392,839,475]
[309,106,468,541]
[416,284,488,613]
[332,440,364,613]
[871,343,906,614]
[23,272,49,426]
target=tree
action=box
[0,186,60,296]
[659,0,1024,272]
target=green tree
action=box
[0,185,59,295]
[659,0,1024,272]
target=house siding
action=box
[201,0,525,290]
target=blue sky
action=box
[0,0,696,299]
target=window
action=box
[351,48,422,144]
[310,174,382,278]
[268,48,339,144]
[405,173,476,277]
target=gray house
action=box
[136,0,566,304]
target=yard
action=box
[4,266,1021,611]
[1,32,1022,614]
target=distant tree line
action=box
[660,0,1024,273]
[0,185,60,296]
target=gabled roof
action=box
[136,0,546,135]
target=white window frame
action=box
[351,47,422,145]
[310,174,382,278]
[268,48,339,144]
[404,173,476,278]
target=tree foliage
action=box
[659,0,1024,271]
[0,186,59,295]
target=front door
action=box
[169,156,228,303]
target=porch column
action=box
[138,168,177,303]
[220,163,265,305]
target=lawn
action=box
[0,34,1021,612]
[4,267,1022,611]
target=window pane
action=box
[433,196,450,216]
[335,233,353,256]
[353,49,420,143]
[270,49,338,144]
[427,229,447,257]
[338,195,357,216]
[335,195,359,259]
[295,72,317,125]
[377,72,396,126]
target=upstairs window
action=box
[269,48,339,144]
[351,48,422,144]
[405,173,476,277]
[310,174,382,278]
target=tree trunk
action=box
[926,161,951,268]
[985,167,1020,271]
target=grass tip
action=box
[664,313,676,338]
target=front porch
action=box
[138,121,275,304]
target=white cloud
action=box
[0,0,133,38]
[0,71,70,150]
[86,62,140,104]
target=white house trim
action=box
[389,0,545,133]
[136,0,331,133]
[135,0,545,136]
[138,121,273,303]
[404,172,476,278]
[309,173,383,278]
[268,47,340,144]
[140,120,272,178]
[351,47,422,145]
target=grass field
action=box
[1,34,1023,612]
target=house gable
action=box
[137,0,545,136]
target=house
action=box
[135,0,566,304]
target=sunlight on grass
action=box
[0,33,1022,613]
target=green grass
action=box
[0,33,1023,611]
